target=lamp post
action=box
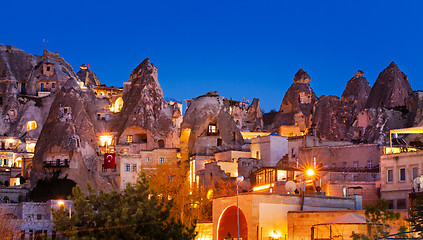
[236,175,244,240]
[300,169,315,211]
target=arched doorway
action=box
[218,205,248,240]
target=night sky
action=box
[2,0,422,112]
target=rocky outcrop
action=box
[311,95,352,141]
[112,58,180,146]
[0,44,79,139]
[76,64,100,87]
[181,91,244,157]
[246,98,263,131]
[272,69,317,131]
[342,70,371,114]
[365,62,412,109]
[31,78,114,192]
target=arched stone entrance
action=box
[218,205,248,239]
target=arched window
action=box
[27,121,37,131]
[158,140,165,148]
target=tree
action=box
[408,192,423,238]
[0,208,21,240]
[52,173,196,240]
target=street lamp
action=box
[300,168,315,210]
[236,175,244,240]
[57,200,71,218]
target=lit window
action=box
[208,124,217,134]
[367,160,373,168]
[159,158,164,164]
[166,158,170,162]
[52,83,55,88]
[132,164,137,172]
[399,168,406,182]
[387,169,393,183]
[125,164,130,171]
[146,157,150,162]
[127,135,133,143]
[27,121,37,131]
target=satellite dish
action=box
[285,181,296,193]
[296,182,304,191]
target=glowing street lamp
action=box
[300,168,316,211]
[236,175,244,240]
[57,200,71,218]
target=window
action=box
[256,151,260,159]
[412,167,419,180]
[353,161,359,169]
[3,159,8,166]
[367,160,373,168]
[125,164,130,171]
[146,157,150,162]
[291,148,296,158]
[399,168,406,182]
[37,214,42,220]
[112,164,117,172]
[217,138,222,146]
[52,83,55,88]
[208,124,217,134]
[158,140,165,148]
[46,66,50,71]
[397,199,407,209]
[387,169,393,183]
[159,158,164,164]
[105,114,110,121]
[27,121,37,131]
[132,164,137,172]
[102,164,106,172]
[166,158,170,162]
[127,135,133,143]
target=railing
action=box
[321,171,380,182]
[43,160,69,167]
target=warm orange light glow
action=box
[57,200,64,206]
[207,189,213,200]
[253,183,274,192]
[306,169,315,177]
[269,230,282,238]
[26,143,36,153]
[109,97,123,113]
[27,121,37,131]
[99,134,113,146]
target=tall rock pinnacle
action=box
[365,62,412,109]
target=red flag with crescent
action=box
[104,153,115,169]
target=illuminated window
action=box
[127,135,133,143]
[367,161,373,168]
[26,143,35,153]
[27,121,37,131]
[146,157,150,162]
[125,164,130,171]
[208,124,217,134]
[132,164,137,172]
[166,158,170,162]
[353,161,359,169]
[159,158,164,164]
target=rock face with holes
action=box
[30,78,116,192]
[112,58,181,150]
[342,70,371,114]
[272,69,317,131]
[0,44,79,141]
[76,64,100,87]
[180,91,244,157]
[246,98,264,131]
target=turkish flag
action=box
[104,153,115,169]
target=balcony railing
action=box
[43,160,69,168]
[321,171,380,183]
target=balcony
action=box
[43,160,69,168]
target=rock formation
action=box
[31,78,115,192]
[311,95,352,141]
[180,91,244,157]
[365,62,412,109]
[246,98,263,131]
[342,70,371,114]
[76,64,100,87]
[0,44,79,139]
[112,58,180,149]
[272,69,317,131]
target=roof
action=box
[390,126,423,134]
[314,213,371,226]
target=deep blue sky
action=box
[2,0,422,112]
